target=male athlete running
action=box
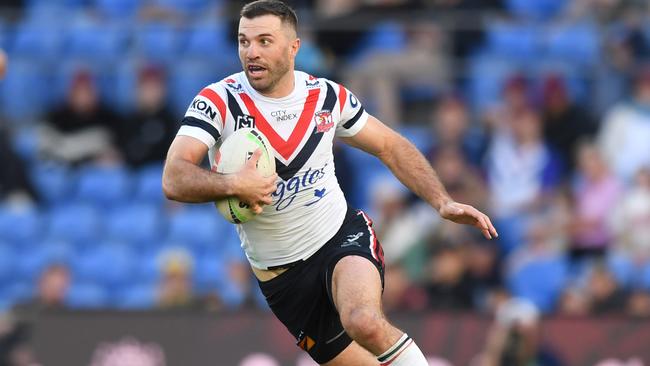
[162,1,498,365]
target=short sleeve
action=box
[176,84,226,148]
[335,85,369,137]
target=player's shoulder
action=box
[203,72,246,95]
[295,70,342,93]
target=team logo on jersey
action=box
[225,78,243,93]
[189,97,218,121]
[314,110,334,133]
[305,75,320,88]
[236,114,255,129]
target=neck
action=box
[260,69,295,98]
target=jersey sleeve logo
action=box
[189,97,218,121]
[314,110,334,133]
[305,74,320,88]
[225,78,244,93]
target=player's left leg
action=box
[329,255,428,365]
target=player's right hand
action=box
[232,149,277,214]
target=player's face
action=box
[238,15,299,94]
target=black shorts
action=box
[258,207,385,364]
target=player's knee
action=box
[340,307,384,344]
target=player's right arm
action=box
[162,136,275,213]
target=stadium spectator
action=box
[294,27,330,77]
[40,70,121,166]
[24,264,71,311]
[558,288,591,316]
[370,176,437,265]
[465,239,502,310]
[156,249,199,309]
[611,167,650,260]
[8,264,70,366]
[226,256,256,308]
[343,21,450,125]
[585,265,627,314]
[422,0,503,61]
[425,244,474,310]
[313,0,418,62]
[116,65,178,168]
[561,265,628,316]
[626,290,650,318]
[592,7,646,113]
[485,108,562,253]
[382,263,428,312]
[505,218,564,286]
[540,75,597,178]
[569,141,622,262]
[428,96,487,168]
[430,145,487,210]
[473,297,564,366]
[598,65,650,183]
[484,75,531,131]
[566,0,630,24]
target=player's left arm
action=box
[340,115,498,239]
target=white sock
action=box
[377,333,428,365]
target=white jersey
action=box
[177,70,369,269]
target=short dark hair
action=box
[241,0,298,32]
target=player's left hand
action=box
[439,201,498,240]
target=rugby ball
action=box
[213,128,275,224]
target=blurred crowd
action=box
[0,2,650,363]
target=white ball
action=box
[213,128,275,223]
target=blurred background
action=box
[0,0,650,365]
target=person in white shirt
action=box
[599,67,650,184]
[162,1,498,365]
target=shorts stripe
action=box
[358,211,379,263]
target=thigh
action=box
[326,209,386,311]
[330,255,383,315]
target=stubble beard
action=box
[246,60,291,95]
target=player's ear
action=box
[290,37,301,58]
